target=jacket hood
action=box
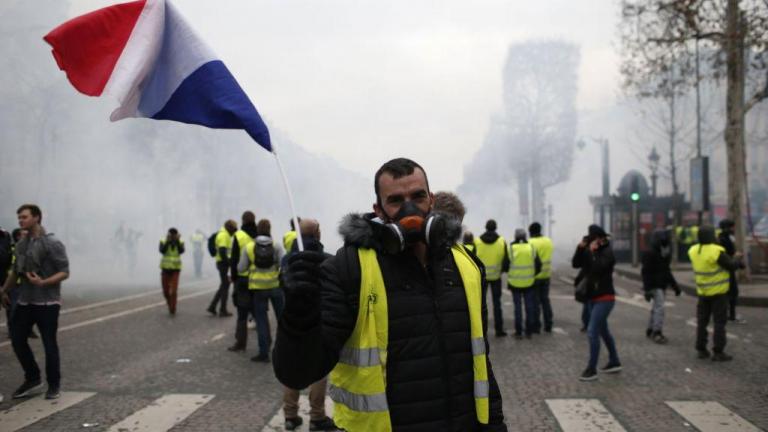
[241,223,258,239]
[255,235,273,245]
[698,225,716,244]
[479,231,500,244]
[338,212,462,251]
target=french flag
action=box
[44,0,272,151]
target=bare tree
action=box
[620,0,768,255]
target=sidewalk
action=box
[614,263,768,307]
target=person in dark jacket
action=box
[227,212,259,353]
[572,224,621,382]
[274,158,506,432]
[641,229,680,344]
[474,220,510,337]
[718,219,746,323]
[571,236,591,332]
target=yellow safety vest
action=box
[245,242,280,290]
[528,236,553,280]
[507,243,535,288]
[329,245,489,432]
[688,243,730,297]
[160,240,183,270]
[473,236,506,281]
[233,230,254,277]
[464,243,475,253]
[283,230,297,253]
[214,228,233,263]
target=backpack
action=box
[207,232,218,257]
[0,230,11,273]
[254,241,275,269]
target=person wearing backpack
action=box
[238,218,284,362]
[207,220,237,317]
[227,211,258,353]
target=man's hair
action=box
[433,191,466,221]
[374,158,430,205]
[17,204,42,223]
[257,219,272,236]
[289,217,302,231]
[242,211,256,226]
[168,227,179,235]
[485,219,497,232]
[224,219,238,231]
[528,222,542,236]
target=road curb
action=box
[613,267,768,308]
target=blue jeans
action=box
[534,279,553,331]
[482,279,505,333]
[11,304,61,386]
[510,286,536,335]
[587,301,620,371]
[581,302,590,329]
[252,288,285,356]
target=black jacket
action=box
[641,249,677,292]
[572,241,615,299]
[274,213,506,432]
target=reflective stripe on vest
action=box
[160,240,183,270]
[688,243,729,297]
[507,243,535,288]
[234,230,254,277]
[329,246,489,431]
[246,243,279,290]
[473,236,506,281]
[528,236,553,280]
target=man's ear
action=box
[428,191,435,211]
[373,202,385,220]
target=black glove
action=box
[644,291,653,302]
[673,285,681,296]
[283,251,326,316]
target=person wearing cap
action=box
[507,229,541,339]
[528,222,554,333]
[717,219,746,323]
[474,219,510,337]
[159,228,184,315]
[689,225,742,361]
[573,224,622,381]
[641,229,680,344]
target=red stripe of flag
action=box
[43,0,147,96]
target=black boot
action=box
[227,321,247,352]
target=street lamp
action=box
[648,147,660,198]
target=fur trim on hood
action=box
[338,212,463,251]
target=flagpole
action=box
[271,146,304,252]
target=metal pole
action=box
[601,139,610,228]
[632,201,639,267]
[695,38,704,225]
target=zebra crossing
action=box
[0,392,764,431]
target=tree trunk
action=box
[724,0,749,276]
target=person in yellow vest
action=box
[688,225,741,362]
[189,229,205,278]
[239,218,284,362]
[207,220,237,317]
[274,158,506,431]
[474,219,510,337]
[507,229,541,339]
[528,222,554,333]
[159,228,184,315]
[227,211,258,353]
[283,218,300,253]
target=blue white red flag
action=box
[44,0,272,151]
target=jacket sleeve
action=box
[716,251,739,272]
[230,238,240,276]
[159,241,167,254]
[237,248,250,274]
[178,241,185,255]
[273,247,358,390]
[571,246,585,269]
[589,246,615,275]
[477,264,507,431]
[534,254,542,276]
[501,243,510,273]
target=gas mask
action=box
[379,201,447,254]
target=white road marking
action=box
[210,333,225,342]
[261,395,335,432]
[546,399,627,432]
[0,279,213,328]
[0,289,216,349]
[666,401,763,432]
[0,391,96,432]
[553,327,568,336]
[685,318,738,340]
[107,394,214,432]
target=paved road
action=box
[0,272,766,431]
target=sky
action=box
[74,0,623,192]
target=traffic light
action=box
[630,176,640,202]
